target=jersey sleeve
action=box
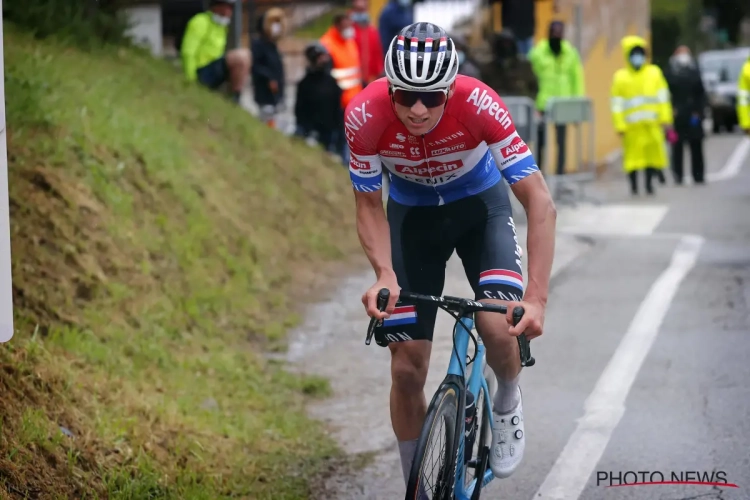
[344,90,383,193]
[460,80,540,185]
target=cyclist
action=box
[346,22,557,485]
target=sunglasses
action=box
[391,86,449,108]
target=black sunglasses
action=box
[391,87,449,108]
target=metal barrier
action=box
[542,97,601,206]
[502,96,538,148]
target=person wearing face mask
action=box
[377,0,414,57]
[610,36,674,196]
[320,12,363,165]
[528,20,585,176]
[663,45,707,185]
[250,8,287,128]
[294,44,343,156]
[351,0,384,87]
[180,0,251,104]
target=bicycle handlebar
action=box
[365,288,536,367]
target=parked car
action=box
[698,47,750,133]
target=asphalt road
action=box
[286,133,750,500]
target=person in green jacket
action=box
[181,0,251,103]
[528,20,585,175]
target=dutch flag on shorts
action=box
[478,269,524,292]
[383,305,418,327]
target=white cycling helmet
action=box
[384,22,459,91]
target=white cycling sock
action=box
[398,439,419,485]
[493,373,520,414]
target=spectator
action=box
[489,0,548,58]
[180,0,250,104]
[378,0,414,55]
[320,12,363,165]
[528,20,584,176]
[351,0,384,86]
[610,36,673,196]
[294,43,343,155]
[251,8,287,128]
[452,34,482,80]
[664,46,707,185]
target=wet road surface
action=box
[287,133,750,500]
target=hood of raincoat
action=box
[258,7,287,39]
[621,35,649,68]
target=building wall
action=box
[504,0,651,171]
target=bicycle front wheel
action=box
[406,383,461,500]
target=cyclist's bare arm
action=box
[354,190,395,280]
[510,171,557,306]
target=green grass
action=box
[3,21,360,499]
[293,10,338,39]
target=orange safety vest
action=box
[320,27,363,109]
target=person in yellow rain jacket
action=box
[738,57,750,135]
[611,36,674,196]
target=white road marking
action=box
[707,136,750,183]
[556,204,669,236]
[533,234,704,500]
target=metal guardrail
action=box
[502,96,538,148]
[542,97,600,206]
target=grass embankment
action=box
[3,23,360,499]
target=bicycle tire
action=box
[470,386,492,500]
[465,362,494,500]
[406,383,461,500]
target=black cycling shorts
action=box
[374,181,524,347]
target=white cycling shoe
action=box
[489,387,525,479]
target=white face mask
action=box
[341,27,355,40]
[673,52,692,66]
[211,13,231,27]
[271,22,282,37]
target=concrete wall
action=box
[496,0,650,171]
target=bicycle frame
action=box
[446,314,495,499]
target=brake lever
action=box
[365,288,390,345]
[512,306,536,367]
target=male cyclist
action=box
[346,22,557,485]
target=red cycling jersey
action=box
[344,75,539,206]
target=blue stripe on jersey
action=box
[500,154,539,185]
[350,169,383,193]
[388,149,503,206]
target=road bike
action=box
[365,289,536,500]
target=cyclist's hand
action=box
[506,299,545,340]
[362,273,400,319]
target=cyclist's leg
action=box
[374,199,452,485]
[454,183,526,478]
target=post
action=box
[0,5,16,343]
[228,0,243,49]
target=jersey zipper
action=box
[420,134,445,205]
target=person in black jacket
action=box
[251,8,286,127]
[294,43,343,155]
[664,45,708,184]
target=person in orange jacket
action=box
[320,12,363,164]
[350,0,384,87]
[320,12,363,111]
